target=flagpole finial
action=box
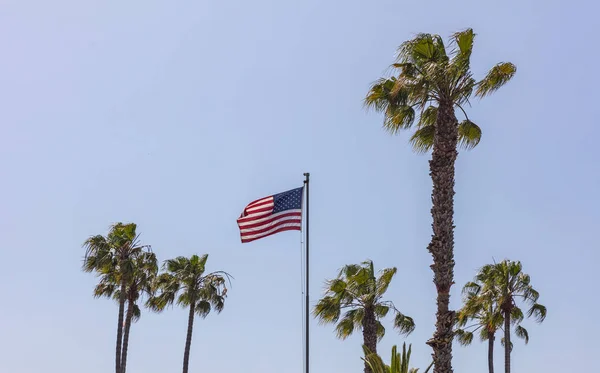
[304,172,310,183]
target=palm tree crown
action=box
[82,222,152,373]
[314,260,415,340]
[455,277,504,373]
[314,260,414,373]
[464,260,546,373]
[364,28,516,152]
[147,254,230,315]
[147,254,231,373]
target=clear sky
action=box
[1,0,597,372]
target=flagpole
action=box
[303,172,310,373]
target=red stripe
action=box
[237,211,302,229]
[241,205,273,217]
[240,226,302,243]
[237,209,276,223]
[247,198,273,207]
[246,203,273,214]
[245,196,273,208]
[239,218,302,237]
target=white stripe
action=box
[241,222,302,240]
[241,210,272,220]
[237,209,302,227]
[247,197,272,207]
[240,215,302,233]
[246,201,274,213]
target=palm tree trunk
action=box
[120,297,135,373]
[488,333,495,373]
[425,100,458,373]
[504,311,511,373]
[115,279,127,373]
[182,302,196,373]
[362,306,377,373]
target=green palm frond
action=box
[455,329,474,346]
[363,343,431,373]
[475,62,517,98]
[500,337,513,352]
[527,303,547,323]
[376,267,397,297]
[417,106,437,128]
[334,314,356,340]
[449,28,475,74]
[510,307,524,324]
[313,296,342,324]
[376,320,386,341]
[457,120,481,150]
[514,325,529,344]
[393,313,415,335]
[409,125,435,153]
[132,304,141,322]
[375,304,391,318]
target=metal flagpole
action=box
[303,172,310,373]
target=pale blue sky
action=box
[1,1,597,372]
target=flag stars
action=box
[273,187,303,214]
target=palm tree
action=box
[364,29,516,373]
[147,254,231,373]
[83,222,151,373]
[455,277,504,373]
[478,260,546,373]
[313,260,415,373]
[363,343,433,373]
[94,251,158,373]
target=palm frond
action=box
[376,267,397,297]
[384,105,416,134]
[313,296,341,324]
[417,106,437,128]
[514,325,529,344]
[527,303,547,323]
[455,329,474,346]
[376,320,386,341]
[457,120,481,150]
[475,62,516,98]
[409,124,434,153]
[335,310,357,340]
[393,312,415,335]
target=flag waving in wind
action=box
[237,187,303,243]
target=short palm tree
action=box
[313,260,415,373]
[477,260,546,373]
[363,343,433,373]
[365,29,516,373]
[93,251,158,373]
[147,254,231,373]
[83,222,151,373]
[455,278,504,373]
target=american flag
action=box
[237,187,303,243]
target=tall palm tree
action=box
[363,343,433,373]
[478,260,546,373]
[94,251,158,373]
[313,260,415,373]
[364,29,516,373]
[147,254,231,373]
[83,222,151,373]
[455,277,504,373]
